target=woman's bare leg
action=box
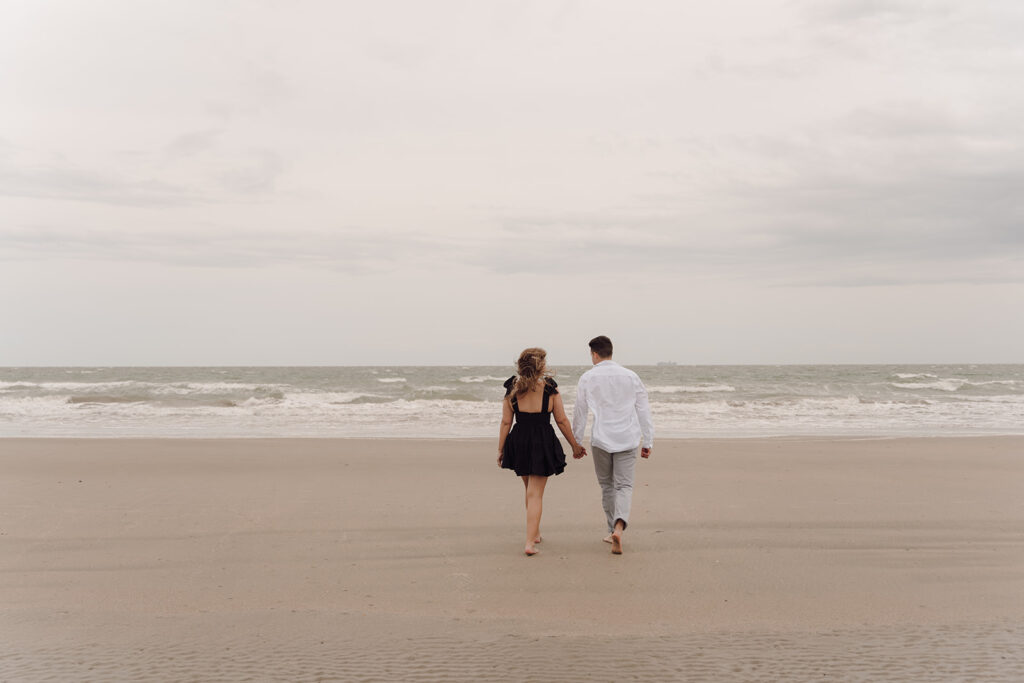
[522,476,541,544]
[524,475,548,555]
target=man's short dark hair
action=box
[589,335,613,358]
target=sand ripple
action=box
[2,622,1022,682]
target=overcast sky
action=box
[2,0,1022,366]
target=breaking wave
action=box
[648,384,736,394]
[1,365,1022,438]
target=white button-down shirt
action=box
[572,360,654,452]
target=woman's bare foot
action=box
[610,530,623,554]
[603,534,614,544]
[524,545,539,556]
[534,535,542,544]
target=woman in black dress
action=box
[497,347,585,556]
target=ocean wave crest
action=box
[648,384,736,393]
[67,394,154,404]
[891,379,966,391]
[1,380,289,396]
[282,391,377,405]
[0,380,138,391]
[153,382,289,395]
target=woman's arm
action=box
[497,396,514,465]
[551,394,583,456]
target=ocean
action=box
[1,365,1021,439]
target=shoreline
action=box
[4,432,1024,441]
[5,364,1022,444]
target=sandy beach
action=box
[2,436,1022,681]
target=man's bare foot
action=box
[603,534,614,544]
[524,545,539,556]
[610,530,623,554]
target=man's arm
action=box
[635,375,654,455]
[571,378,589,447]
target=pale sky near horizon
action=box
[2,1,1022,366]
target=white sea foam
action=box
[0,382,36,391]
[2,379,279,392]
[0,380,138,391]
[279,391,380,405]
[4,391,1022,438]
[2,365,1022,438]
[0,395,74,417]
[0,380,291,401]
[891,379,966,391]
[648,384,736,394]
[151,382,289,395]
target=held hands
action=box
[572,443,588,459]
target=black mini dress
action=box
[500,376,567,477]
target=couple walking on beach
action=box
[497,336,655,556]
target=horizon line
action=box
[2,361,1020,368]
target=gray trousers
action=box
[591,445,638,532]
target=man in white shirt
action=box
[572,335,654,555]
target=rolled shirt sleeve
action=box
[634,375,654,449]
[571,377,589,445]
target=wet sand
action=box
[2,436,1023,681]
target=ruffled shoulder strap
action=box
[503,376,516,397]
[543,377,559,395]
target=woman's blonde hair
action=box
[513,347,551,397]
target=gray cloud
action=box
[797,1,1024,66]
[801,0,956,25]
[0,223,469,273]
[474,96,1024,285]
[0,137,286,206]
[163,129,223,158]
[0,161,204,207]
[219,149,285,194]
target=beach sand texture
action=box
[2,437,1023,681]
